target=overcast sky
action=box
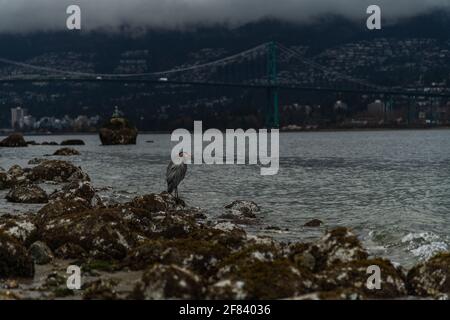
[0,0,449,32]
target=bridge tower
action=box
[266,41,279,129]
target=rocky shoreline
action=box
[0,157,449,300]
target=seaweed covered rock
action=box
[0,232,34,278]
[224,200,260,218]
[37,198,91,222]
[49,180,97,204]
[209,242,317,299]
[83,279,118,300]
[407,252,450,297]
[28,158,45,165]
[131,264,203,300]
[0,172,12,190]
[53,147,80,156]
[317,258,407,299]
[220,200,260,224]
[28,241,54,265]
[211,259,315,299]
[99,117,138,145]
[0,214,37,244]
[35,207,143,260]
[61,139,85,146]
[30,160,88,182]
[313,227,368,270]
[124,231,243,276]
[6,165,29,186]
[129,193,178,213]
[54,243,87,259]
[6,184,48,204]
[304,219,323,227]
[0,133,27,147]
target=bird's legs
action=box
[175,187,179,199]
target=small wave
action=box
[401,231,449,261]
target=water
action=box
[1,130,449,268]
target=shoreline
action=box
[1,156,449,300]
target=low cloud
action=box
[0,0,449,32]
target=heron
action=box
[166,152,190,198]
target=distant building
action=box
[367,100,388,116]
[11,107,28,129]
[334,100,348,111]
[23,115,36,128]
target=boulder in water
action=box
[53,147,80,156]
[0,133,27,147]
[61,139,85,146]
[6,184,49,204]
[407,252,450,297]
[99,117,138,145]
[30,160,88,183]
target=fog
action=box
[0,0,449,32]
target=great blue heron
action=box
[166,152,190,198]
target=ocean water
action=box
[1,130,449,268]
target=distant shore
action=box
[2,126,450,137]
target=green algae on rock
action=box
[6,184,49,204]
[407,252,450,297]
[0,232,35,278]
[131,264,203,300]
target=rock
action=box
[35,206,149,260]
[304,219,323,227]
[206,241,317,299]
[28,158,45,165]
[60,139,85,146]
[28,241,54,265]
[0,133,27,147]
[317,258,407,299]
[83,279,118,300]
[212,259,315,299]
[41,141,58,146]
[6,165,29,186]
[54,243,87,259]
[49,180,97,204]
[53,147,80,156]
[207,279,248,300]
[313,227,369,270]
[99,117,138,145]
[26,140,39,146]
[0,214,37,244]
[220,200,260,224]
[37,198,91,222]
[288,243,317,271]
[6,184,48,204]
[224,200,260,218]
[131,264,203,300]
[0,172,12,190]
[30,160,88,183]
[125,236,236,277]
[407,252,450,297]
[130,192,184,212]
[0,232,35,278]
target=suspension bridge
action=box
[1,41,449,128]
